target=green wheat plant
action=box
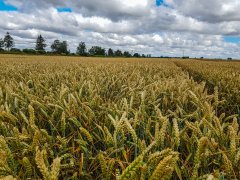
[0,55,239,179]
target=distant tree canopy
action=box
[76,42,87,56]
[115,49,123,57]
[4,32,14,51]
[0,32,152,58]
[51,40,69,54]
[0,38,4,51]
[108,48,114,56]
[133,53,141,57]
[89,46,106,56]
[23,49,37,54]
[10,48,21,52]
[35,35,47,52]
[123,51,132,57]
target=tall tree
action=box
[115,49,123,57]
[76,42,87,56]
[108,48,114,56]
[133,53,140,57]
[51,40,61,53]
[4,32,14,51]
[89,46,105,56]
[61,41,68,54]
[51,40,69,54]
[123,51,131,57]
[0,38,4,50]
[35,35,47,51]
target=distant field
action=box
[0,54,240,179]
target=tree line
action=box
[0,32,151,58]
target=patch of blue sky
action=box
[224,36,240,43]
[0,0,17,11]
[156,0,164,6]
[57,8,72,13]
[156,0,171,8]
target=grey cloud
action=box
[71,0,153,21]
[5,0,153,21]
[171,0,240,23]
[5,0,66,11]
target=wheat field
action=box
[0,55,240,179]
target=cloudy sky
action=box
[0,0,240,58]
